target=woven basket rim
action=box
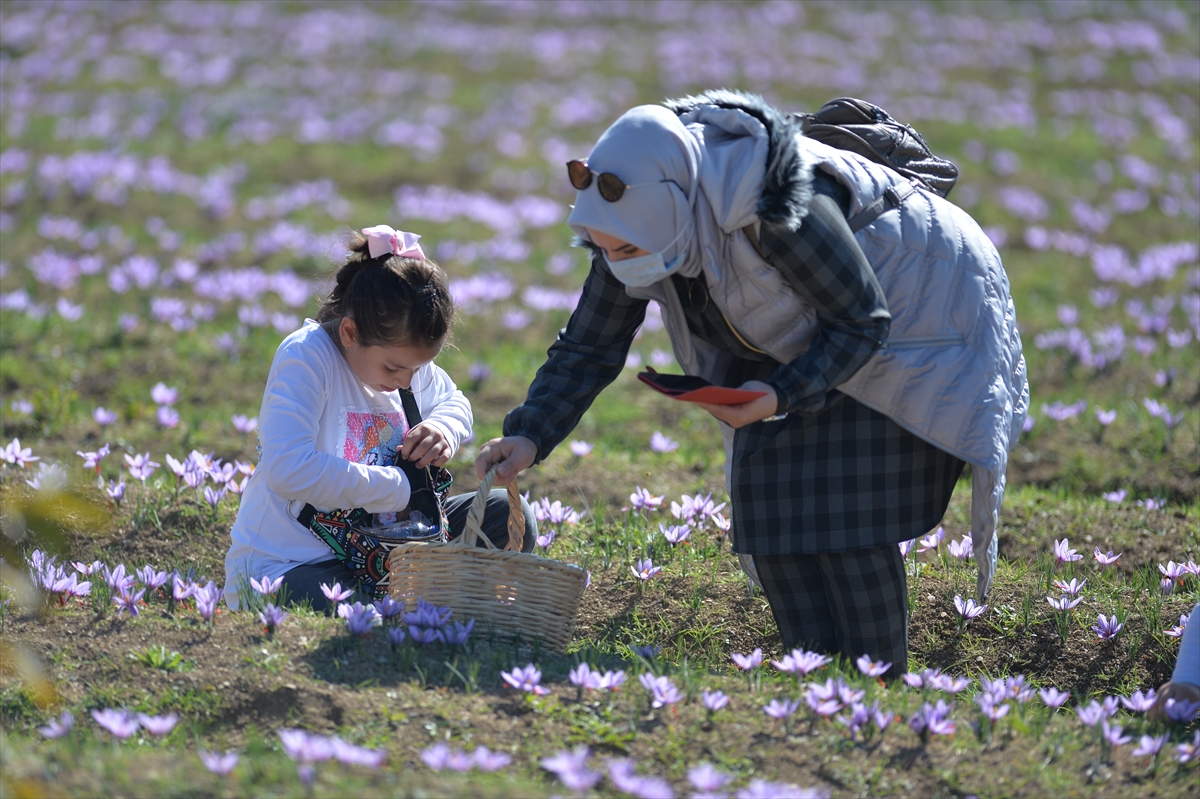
[387,540,588,576]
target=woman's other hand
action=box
[1148,679,1200,722]
[401,422,453,468]
[695,381,780,429]
[475,435,538,485]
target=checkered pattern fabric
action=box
[504,175,962,556]
[754,544,908,677]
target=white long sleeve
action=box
[223,321,472,608]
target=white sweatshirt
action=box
[223,320,472,608]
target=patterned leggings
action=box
[753,544,908,679]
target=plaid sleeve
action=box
[503,250,647,463]
[759,192,891,415]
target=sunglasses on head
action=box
[567,160,671,203]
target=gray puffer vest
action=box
[628,100,1028,600]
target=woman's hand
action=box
[1148,679,1200,722]
[400,422,453,469]
[475,436,538,485]
[695,381,781,429]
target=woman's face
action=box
[336,317,443,393]
[587,228,650,261]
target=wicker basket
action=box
[386,467,588,653]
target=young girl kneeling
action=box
[223,226,535,611]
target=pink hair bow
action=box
[362,225,425,260]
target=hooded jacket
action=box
[622,91,1028,600]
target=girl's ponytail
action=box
[316,231,454,348]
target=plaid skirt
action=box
[729,390,964,555]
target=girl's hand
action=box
[475,436,537,485]
[401,422,452,468]
[694,381,781,429]
[1148,679,1200,721]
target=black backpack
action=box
[793,98,959,199]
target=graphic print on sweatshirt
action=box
[342,408,409,467]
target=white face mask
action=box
[602,222,691,288]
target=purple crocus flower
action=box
[630,644,661,660]
[442,618,475,646]
[898,538,916,558]
[631,558,662,581]
[735,779,831,799]
[1095,408,1117,426]
[470,746,511,772]
[1164,698,1200,724]
[113,588,146,617]
[193,581,221,622]
[1175,731,1199,764]
[339,602,381,636]
[953,595,987,621]
[319,581,353,604]
[231,414,258,433]
[872,701,894,732]
[502,663,550,696]
[628,487,665,512]
[948,534,973,560]
[1091,614,1123,640]
[1132,734,1167,758]
[331,738,386,769]
[259,604,288,636]
[93,407,118,426]
[638,673,683,708]
[1165,614,1189,638]
[1052,577,1087,596]
[250,574,283,596]
[915,527,944,553]
[137,565,170,595]
[151,382,178,405]
[1119,689,1157,714]
[908,700,956,738]
[568,440,592,457]
[764,697,801,720]
[1053,538,1082,564]
[649,431,679,453]
[855,654,892,677]
[540,746,602,793]
[1076,701,1106,727]
[172,573,194,604]
[124,452,159,483]
[199,749,239,776]
[1047,595,1083,612]
[569,663,602,691]
[1102,489,1127,503]
[599,670,627,690]
[1093,547,1121,565]
[106,479,126,502]
[703,689,730,712]
[1039,687,1070,709]
[157,406,181,429]
[38,711,73,739]
[137,713,178,736]
[1102,720,1131,747]
[688,762,733,794]
[732,648,763,671]
[372,596,404,620]
[659,523,691,544]
[773,648,831,676]
[975,694,1010,722]
[76,444,110,474]
[408,625,443,645]
[420,742,454,770]
[92,708,139,739]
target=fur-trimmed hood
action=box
[663,89,813,231]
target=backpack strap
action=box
[847,181,918,233]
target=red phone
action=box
[637,369,767,405]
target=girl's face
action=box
[335,317,443,393]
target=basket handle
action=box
[460,465,525,551]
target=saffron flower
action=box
[387,627,406,646]
[1120,689,1157,713]
[113,588,146,617]
[137,712,178,736]
[630,557,662,581]
[855,655,892,677]
[157,406,181,428]
[773,648,831,676]
[340,602,382,636]
[1101,489,1127,503]
[38,711,73,739]
[536,530,556,549]
[569,663,602,691]
[1091,614,1123,640]
[137,566,169,595]
[703,689,730,712]
[1076,701,1106,727]
[93,407,118,426]
[501,663,550,695]
[568,440,592,456]
[638,673,683,708]
[151,382,178,405]
[1053,538,1082,564]
[1093,547,1121,565]
[199,750,239,776]
[732,648,763,671]
[320,581,353,604]
[471,746,512,772]
[1038,687,1070,709]
[1052,577,1086,596]
[688,762,733,794]
[627,486,664,511]
[659,523,691,544]
[442,618,475,646]
[1095,408,1117,426]
[908,700,956,739]
[541,746,602,793]
[1132,734,1167,759]
[106,479,126,502]
[259,603,288,636]
[1165,614,1189,637]
[231,414,258,433]
[1176,731,1200,764]
[1164,698,1200,724]
[76,443,110,474]
[1047,595,1083,612]
[92,708,139,739]
[915,527,944,553]
[763,697,801,719]
[123,452,159,483]
[953,595,987,621]
[630,644,661,659]
[250,574,283,596]
[1101,720,1131,748]
[649,431,679,453]
[948,534,973,560]
[898,538,917,558]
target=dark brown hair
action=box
[315,233,454,348]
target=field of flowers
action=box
[0,1,1198,796]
